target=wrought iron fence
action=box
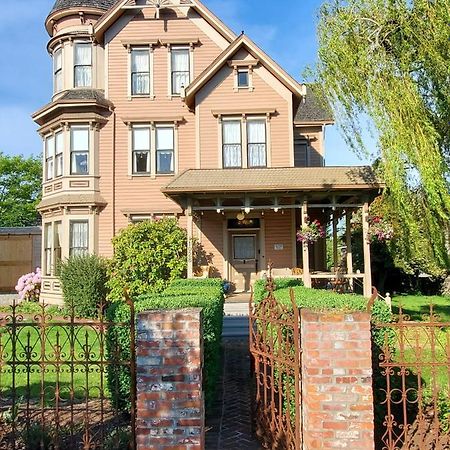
[374,304,450,450]
[249,280,301,450]
[0,299,136,450]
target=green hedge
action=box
[253,277,304,302]
[106,278,224,411]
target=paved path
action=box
[206,301,261,450]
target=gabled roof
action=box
[94,0,236,42]
[162,167,382,195]
[295,85,334,124]
[50,0,116,13]
[183,34,306,108]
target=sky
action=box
[0,0,374,166]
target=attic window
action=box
[237,70,249,88]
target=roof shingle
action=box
[295,85,334,123]
[51,0,116,13]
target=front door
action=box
[230,233,259,292]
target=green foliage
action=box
[58,254,108,318]
[253,277,303,302]
[107,219,187,301]
[313,0,450,273]
[21,423,52,449]
[106,278,224,411]
[103,427,131,450]
[0,152,42,227]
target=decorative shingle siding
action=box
[50,0,116,13]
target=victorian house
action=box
[33,0,382,303]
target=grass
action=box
[392,294,450,322]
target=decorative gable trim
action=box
[183,34,306,108]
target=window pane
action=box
[70,221,88,256]
[133,151,150,173]
[223,145,242,168]
[71,152,88,174]
[131,49,149,72]
[71,127,89,151]
[233,236,256,260]
[133,127,150,151]
[156,128,174,150]
[294,142,308,167]
[157,151,174,173]
[223,121,241,144]
[247,120,266,143]
[74,66,92,87]
[54,222,62,266]
[46,135,55,158]
[238,71,249,87]
[74,43,91,65]
[55,131,64,154]
[171,49,189,71]
[44,224,52,276]
[172,72,189,94]
[54,49,62,71]
[248,144,266,167]
[132,73,150,95]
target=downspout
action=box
[111,109,116,238]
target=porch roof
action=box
[162,166,383,195]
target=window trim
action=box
[44,129,65,181]
[247,118,267,168]
[156,125,175,174]
[53,47,63,93]
[131,125,151,175]
[222,119,242,169]
[130,46,152,97]
[70,125,90,175]
[44,223,52,276]
[69,220,89,257]
[237,69,249,88]
[169,45,191,96]
[73,41,92,88]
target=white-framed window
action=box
[156,126,174,174]
[45,135,55,181]
[222,120,242,168]
[53,47,63,93]
[44,223,52,276]
[69,220,89,256]
[74,42,92,88]
[171,47,190,95]
[131,48,150,96]
[70,125,89,174]
[237,69,249,88]
[247,119,267,167]
[54,221,62,270]
[55,131,64,177]
[132,126,151,174]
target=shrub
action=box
[58,254,108,318]
[15,268,41,302]
[106,278,224,411]
[253,277,303,302]
[107,218,187,302]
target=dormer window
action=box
[171,47,190,95]
[237,70,249,88]
[53,48,63,93]
[74,42,92,88]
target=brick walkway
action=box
[205,338,262,450]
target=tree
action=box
[313,0,450,275]
[107,218,187,301]
[0,152,42,227]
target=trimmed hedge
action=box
[253,277,304,302]
[106,278,224,411]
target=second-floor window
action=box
[222,121,242,168]
[131,48,150,95]
[70,220,89,256]
[45,135,55,181]
[45,130,64,180]
[132,126,151,174]
[171,47,190,95]
[53,48,63,93]
[247,120,266,167]
[156,127,174,174]
[70,126,89,174]
[74,42,92,88]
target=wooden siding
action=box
[264,210,294,269]
[196,212,224,277]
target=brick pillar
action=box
[136,308,204,450]
[300,310,374,449]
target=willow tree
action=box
[313,0,450,276]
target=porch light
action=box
[236,212,245,221]
[216,208,223,214]
[273,207,279,213]
[244,207,251,214]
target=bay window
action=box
[53,48,63,93]
[69,221,89,256]
[74,42,92,88]
[54,222,62,268]
[171,47,190,95]
[247,120,267,167]
[44,223,52,276]
[222,121,242,168]
[70,126,89,174]
[55,131,64,177]
[131,48,150,95]
[156,127,174,174]
[45,135,55,181]
[132,126,151,174]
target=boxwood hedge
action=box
[106,278,224,411]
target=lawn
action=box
[392,293,450,322]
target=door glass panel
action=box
[233,236,256,260]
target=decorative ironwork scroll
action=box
[0,298,136,449]
[375,304,450,450]
[249,278,301,450]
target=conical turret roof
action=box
[50,0,117,13]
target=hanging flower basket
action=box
[296,219,325,243]
[368,216,394,242]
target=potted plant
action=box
[296,219,326,243]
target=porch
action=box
[162,167,383,298]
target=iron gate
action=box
[375,304,450,450]
[249,281,301,450]
[0,298,136,449]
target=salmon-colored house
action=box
[34,0,382,303]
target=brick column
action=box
[300,310,374,449]
[136,308,204,450]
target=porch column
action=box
[362,201,372,298]
[346,210,354,289]
[302,200,311,288]
[186,201,194,279]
